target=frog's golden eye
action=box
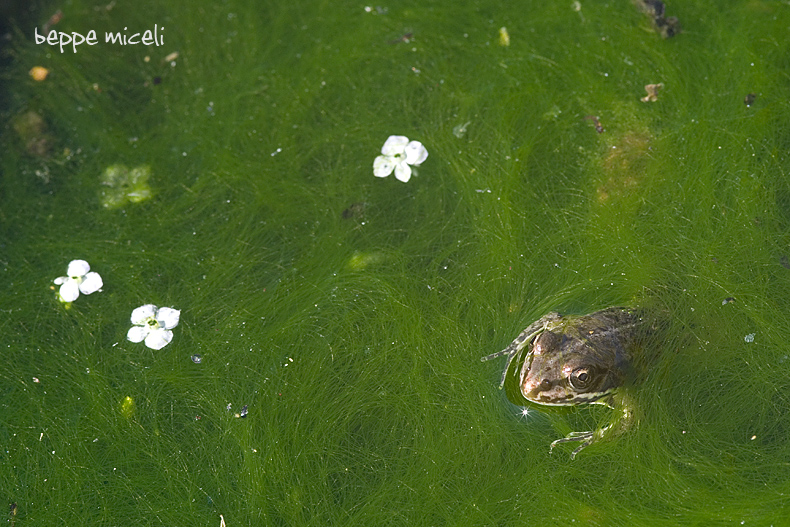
[569,367,596,391]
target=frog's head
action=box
[519,329,628,406]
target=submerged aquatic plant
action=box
[99,164,153,209]
[126,304,181,350]
[372,135,428,182]
[53,259,103,302]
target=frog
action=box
[482,307,654,459]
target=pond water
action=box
[2,0,790,525]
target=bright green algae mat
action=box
[3,0,790,525]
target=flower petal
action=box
[156,307,181,330]
[404,140,428,165]
[145,328,173,350]
[394,162,412,182]
[79,272,103,295]
[127,325,149,343]
[131,304,157,325]
[373,155,395,178]
[54,276,67,285]
[381,135,409,156]
[67,259,90,277]
[59,280,80,302]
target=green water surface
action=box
[2,0,790,525]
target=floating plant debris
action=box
[641,83,664,102]
[99,164,152,209]
[635,0,680,38]
[13,110,53,157]
[29,66,49,82]
[341,202,366,219]
[452,121,471,138]
[584,115,604,133]
[42,9,63,33]
[120,396,135,419]
[498,27,510,47]
[388,32,412,44]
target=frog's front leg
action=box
[550,396,634,459]
[550,431,596,460]
[481,312,561,387]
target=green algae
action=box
[1,0,790,525]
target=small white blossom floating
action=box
[53,259,103,303]
[127,304,181,350]
[373,135,428,183]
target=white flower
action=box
[126,304,181,350]
[373,135,429,182]
[53,259,103,302]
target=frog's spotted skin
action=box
[482,307,650,458]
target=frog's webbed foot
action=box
[550,423,613,460]
[481,312,561,387]
[550,431,595,460]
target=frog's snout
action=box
[522,376,572,405]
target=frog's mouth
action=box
[522,377,615,406]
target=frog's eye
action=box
[569,367,596,391]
